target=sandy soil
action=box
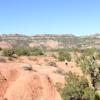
[0,56,83,100]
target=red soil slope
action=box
[0,62,61,100]
[0,56,83,100]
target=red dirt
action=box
[0,61,61,100]
[0,56,83,100]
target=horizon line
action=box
[0,32,100,37]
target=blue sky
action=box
[0,0,100,36]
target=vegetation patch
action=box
[58,51,71,61]
[59,72,95,100]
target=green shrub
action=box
[82,48,96,57]
[60,72,95,100]
[71,48,81,53]
[30,47,44,56]
[14,48,30,56]
[79,58,91,73]
[3,48,14,57]
[58,51,71,61]
[96,52,100,60]
[3,47,44,56]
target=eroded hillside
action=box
[0,34,100,49]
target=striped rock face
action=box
[0,41,12,49]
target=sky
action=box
[0,0,100,36]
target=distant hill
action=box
[0,33,100,49]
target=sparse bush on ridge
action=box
[30,47,44,56]
[80,48,96,60]
[2,47,44,57]
[14,47,30,56]
[58,51,71,61]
